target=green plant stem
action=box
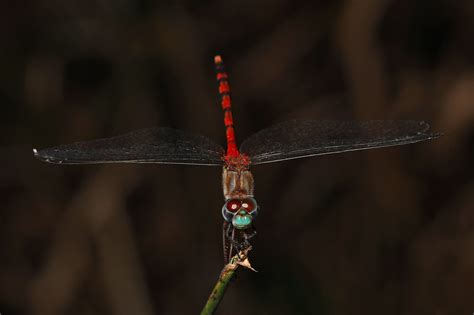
[200,261,238,315]
[201,247,255,315]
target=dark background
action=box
[1,1,473,314]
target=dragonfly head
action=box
[222,197,258,229]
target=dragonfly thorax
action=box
[222,167,254,200]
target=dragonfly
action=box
[34,55,441,262]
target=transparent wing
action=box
[240,120,441,165]
[34,127,225,166]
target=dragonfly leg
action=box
[224,226,246,260]
[240,226,257,250]
[244,225,257,241]
[223,224,257,262]
[223,221,234,263]
[236,228,257,252]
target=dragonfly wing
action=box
[240,120,441,165]
[34,127,225,165]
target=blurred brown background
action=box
[1,1,473,314]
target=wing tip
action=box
[415,120,443,139]
[33,148,64,164]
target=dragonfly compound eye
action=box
[222,199,241,222]
[225,199,242,212]
[241,198,257,213]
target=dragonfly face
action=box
[222,197,258,229]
